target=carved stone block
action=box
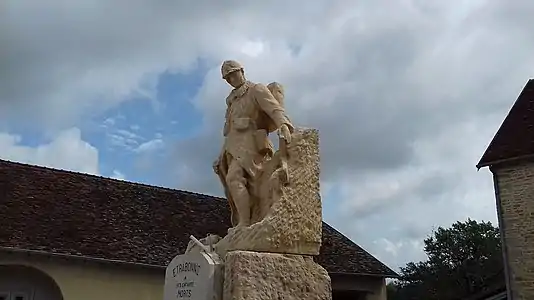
[215,128,323,256]
[223,250,332,300]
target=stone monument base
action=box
[223,250,332,300]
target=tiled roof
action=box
[0,159,398,277]
[478,79,534,168]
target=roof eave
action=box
[476,161,491,170]
[329,271,400,279]
[0,246,166,270]
[476,154,534,171]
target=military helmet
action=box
[221,60,244,79]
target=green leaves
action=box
[388,219,503,300]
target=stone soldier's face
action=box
[225,70,245,88]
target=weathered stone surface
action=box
[223,250,331,300]
[215,128,323,256]
[494,161,534,300]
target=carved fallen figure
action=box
[213,60,293,228]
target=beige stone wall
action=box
[494,160,534,300]
[0,252,164,300]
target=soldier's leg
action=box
[226,160,251,227]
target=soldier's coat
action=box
[215,80,293,226]
[222,81,291,178]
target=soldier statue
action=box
[213,60,294,228]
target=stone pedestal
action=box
[223,251,331,300]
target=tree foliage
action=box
[388,219,503,300]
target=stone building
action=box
[477,79,534,300]
[0,159,397,300]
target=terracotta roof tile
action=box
[478,79,534,168]
[0,159,397,277]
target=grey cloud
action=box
[339,172,496,270]
[166,131,224,196]
[168,13,429,185]
[327,117,500,269]
[163,0,534,214]
[350,172,458,220]
[170,0,530,185]
[416,173,459,201]
[0,0,330,128]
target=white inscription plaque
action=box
[164,251,222,300]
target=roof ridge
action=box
[0,158,226,201]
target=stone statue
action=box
[171,60,330,300]
[213,60,294,228]
[209,59,323,258]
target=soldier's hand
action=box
[279,124,292,144]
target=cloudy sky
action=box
[2,0,533,271]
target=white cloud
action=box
[328,115,500,269]
[104,125,144,151]
[240,40,265,57]
[102,118,116,127]
[135,139,164,153]
[107,132,138,150]
[111,170,126,180]
[0,128,99,175]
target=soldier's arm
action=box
[253,84,294,130]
